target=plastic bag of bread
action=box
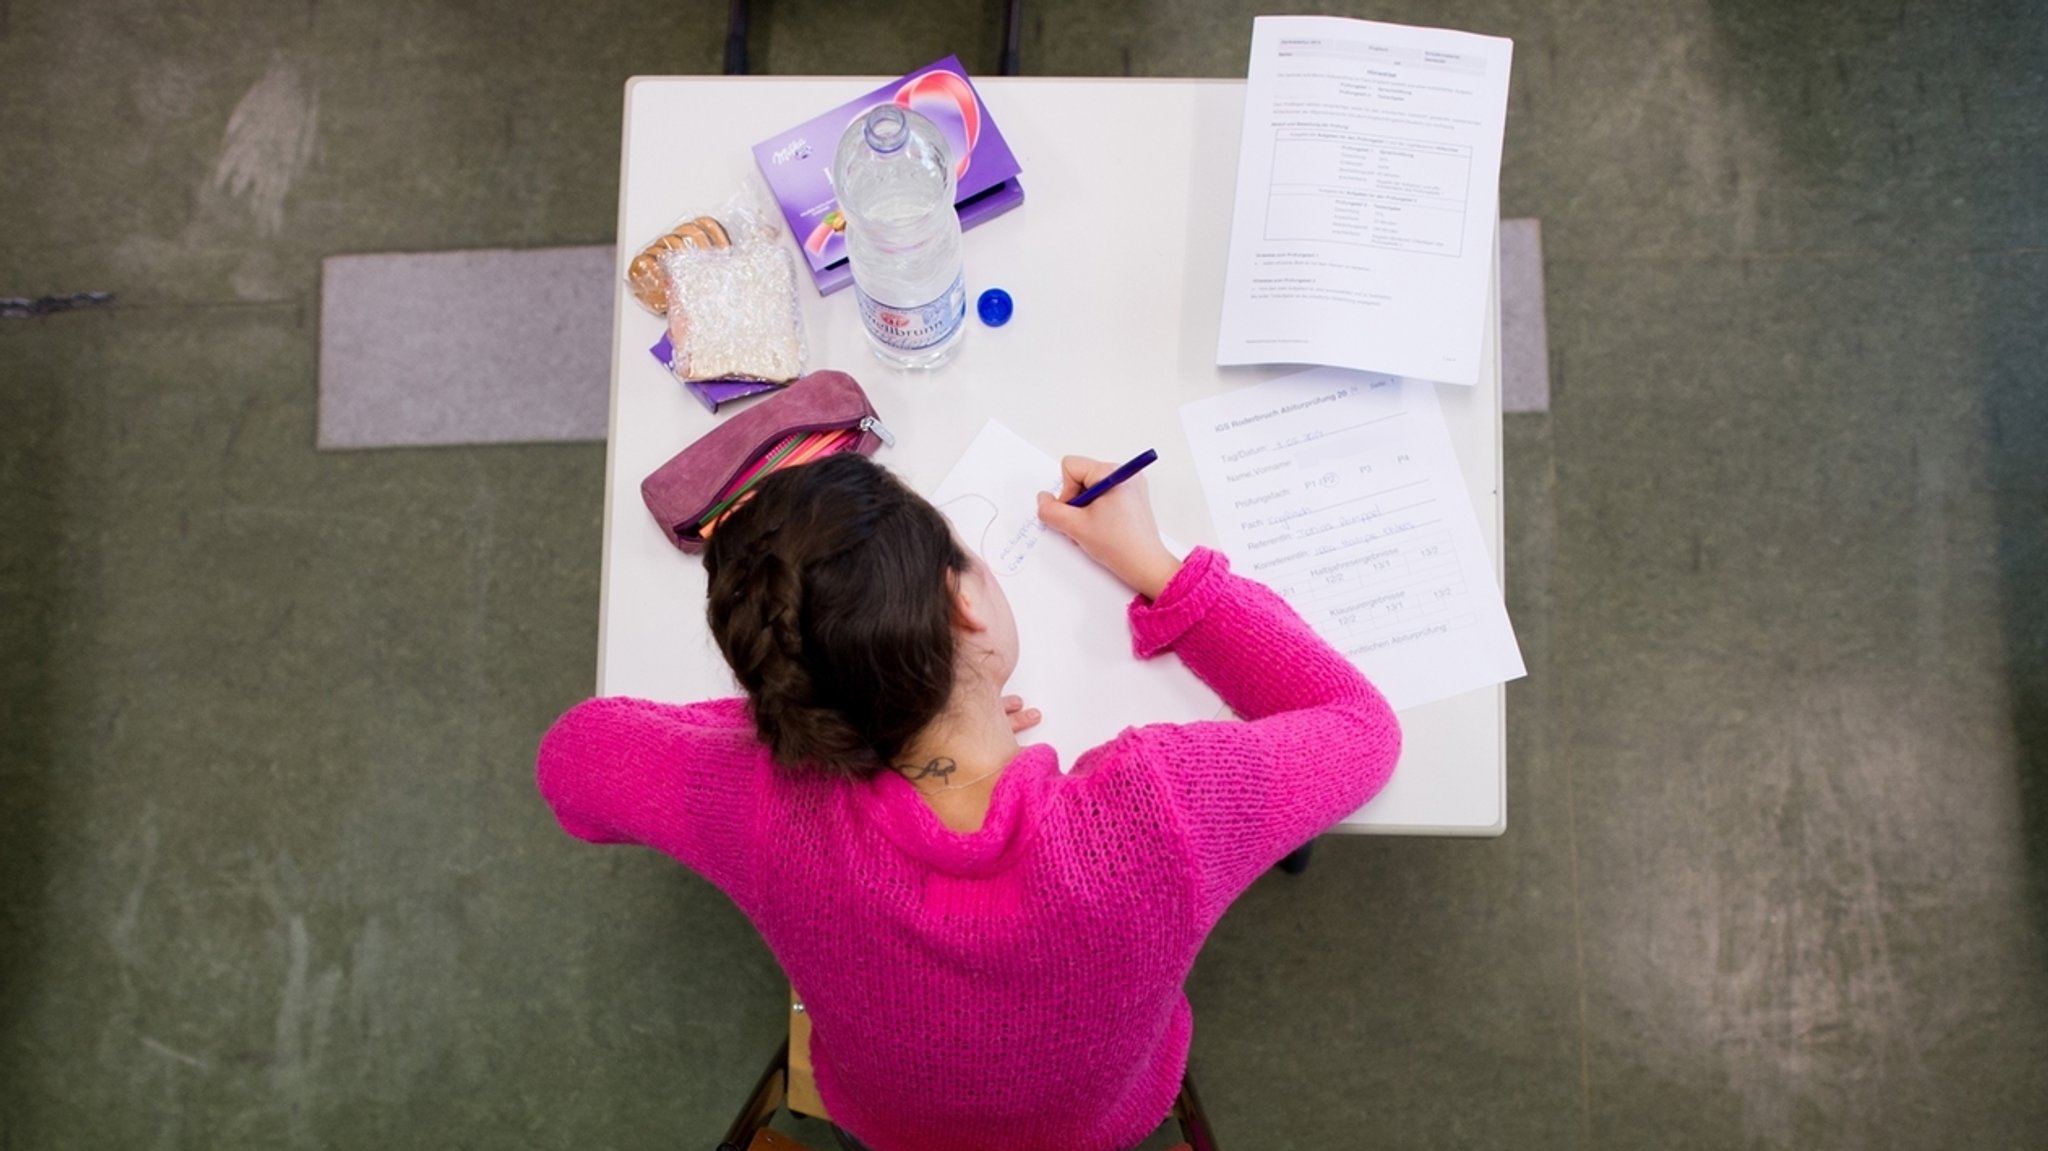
[629,215,726,314]
[626,201,805,384]
[625,204,781,315]
[657,241,806,384]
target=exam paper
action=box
[1180,369,1524,710]
[928,421,1223,762]
[1217,16,1513,386]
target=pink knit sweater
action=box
[537,548,1400,1151]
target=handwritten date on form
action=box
[1180,369,1524,711]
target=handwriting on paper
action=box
[938,492,1051,577]
[930,420,1222,759]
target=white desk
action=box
[599,77,1507,835]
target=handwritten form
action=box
[929,421,1222,762]
[1180,369,1524,710]
[1216,16,1513,386]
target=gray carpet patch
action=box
[317,246,616,449]
[1500,218,1551,413]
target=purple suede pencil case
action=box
[640,370,895,554]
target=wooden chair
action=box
[717,994,1218,1150]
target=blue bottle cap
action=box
[976,288,1013,328]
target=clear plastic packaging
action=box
[626,199,806,384]
[626,215,732,315]
[658,241,806,383]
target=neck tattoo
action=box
[896,756,1003,792]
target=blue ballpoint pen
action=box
[1067,449,1159,508]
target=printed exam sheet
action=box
[1180,369,1524,711]
[1216,16,1513,386]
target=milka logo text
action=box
[772,138,811,164]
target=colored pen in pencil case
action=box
[699,427,863,537]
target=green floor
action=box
[4,1,2045,1147]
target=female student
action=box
[536,451,1401,1151]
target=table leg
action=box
[725,0,751,75]
[1001,0,1023,75]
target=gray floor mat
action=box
[1500,218,1552,413]
[317,245,616,449]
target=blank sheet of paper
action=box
[928,421,1223,763]
[1180,369,1524,710]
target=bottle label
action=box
[856,272,966,353]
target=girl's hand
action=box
[1003,694,1042,734]
[1035,455,1183,600]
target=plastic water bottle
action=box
[832,105,966,370]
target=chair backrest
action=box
[718,1038,792,1151]
[786,993,828,1119]
[1172,1073,1220,1151]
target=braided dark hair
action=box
[703,452,970,777]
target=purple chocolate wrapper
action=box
[753,56,1024,293]
[650,333,786,412]
[687,379,784,412]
